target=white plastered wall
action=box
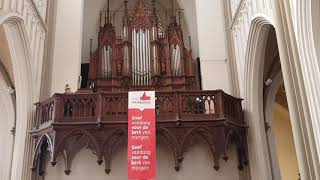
[195,0,231,93]
[45,142,240,180]
[50,0,84,93]
[272,103,299,180]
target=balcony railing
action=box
[30,90,247,176]
[33,90,244,129]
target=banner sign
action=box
[128,91,156,180]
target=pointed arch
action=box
[0,12,33,180]
[156,127,181,171]
[180,126,220,170]
[31,134,54,170]
[243,16,275,180]
[53,129,101,172]
[101,128,127,174]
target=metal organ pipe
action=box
[102,46,106,77]
[153,45,156,75]
[151,26,158,76]
[171,44,181,76]
[123,26,129,75]
[135,29,138,85]
[137,30,141,85]
[142,31,144,84]
[102,46,112,78]
[135,30,138,85]
[137,30,140,85]
[131,28,152,86]
[107,46,111,78]
[175,45,180,76]
[142,30,146,85]
[155,41,158,75]
[132,29,136,85]
[171,45,175,75]
[139,29,143,85]
[145,30,148,85]
[146,30,150,85]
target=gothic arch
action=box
[156,127,181,171]
[53,129,101,175]
[101,128,127,174]
[0,13,33,180]
[30,134,54,176]
[225,127,248,170]
[0,61,15,180]
[244,4,320,177]
[180,126,220,170]
[243,16,275,180]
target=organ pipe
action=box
[132,29,136,85]
[102,46,112,78]
[142,30,146,85]
[131,28,152,86]
[171,44,181,76]
[146,30,150,85]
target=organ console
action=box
[87,0,198,92]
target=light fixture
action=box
[264,78,273,86]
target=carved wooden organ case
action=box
[88,0,197,92]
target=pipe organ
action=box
[88,0,198,92]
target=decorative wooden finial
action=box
[189,36,192,51]
[170,0,176,24]
[124,0,128,10]
[123,0,129,25]
[90,38,93,54]
[107,0,110,23]
[152,0,156,14]
[99,12,102,28]
[64,84,72,94]
[104,11,107,24]
[171,0,174,16]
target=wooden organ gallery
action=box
[30,0,248,177]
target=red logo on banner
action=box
[140,92,151,101]
[128,91,156,180]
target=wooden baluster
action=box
[53,95,63,123]
[73,100,78,117]
[220,92,225,118]
[34,102,40,129]
[97,94,103,124]
[176,91,181,120]
[214,91,225,118]
[237,99,244,124]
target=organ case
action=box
[88,0,198,92]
